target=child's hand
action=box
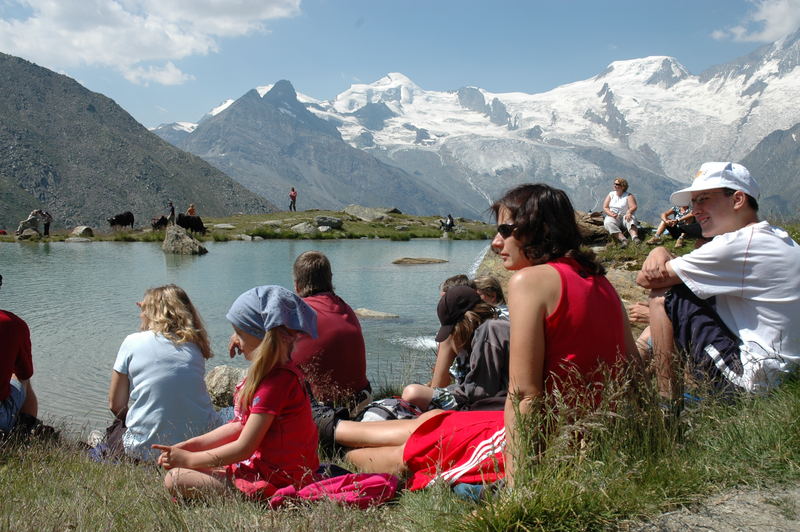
[228,333,243,358]
[152,444,190,469]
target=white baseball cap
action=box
[670,162,759,206]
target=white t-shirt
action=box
[607,191,632,216]
[670,221,800,392]
[113,331,222,459]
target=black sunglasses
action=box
[496,224,517,238]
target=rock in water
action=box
[392,257,448,264]
[205,365,247,408]
[162,225,208,255]
[354,308,400,319]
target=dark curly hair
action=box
[491,183,605,276]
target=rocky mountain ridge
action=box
[0,53,274,231]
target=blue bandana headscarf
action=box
[226,285,318,339]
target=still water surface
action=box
[1,239,489,430]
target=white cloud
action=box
[712,0,800,42]
[0,0,301,85]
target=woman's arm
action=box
[625,194,638,218]
[429,337,457,387]
[108,371,129,416]
[154,413,274,469]
[602,194,614,217]
[503,266,558,485]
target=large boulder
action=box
[205,365,247,408]
[314,216,343,229]
[71,226,94,237]
[576,211,608,244]
[291,222,318,235]
[16,228,40,240]
[162,225,208,255]
[344,205,396,222]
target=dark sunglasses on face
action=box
[496,224,517,238]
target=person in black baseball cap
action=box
[401,285,508,412]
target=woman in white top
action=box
[107,285,221,460]
[602,177,640,246]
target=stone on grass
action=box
[213,223,236,230]
[318,226,331,232]
[291,222,318,235]
[314,216,343,229]
[162,225,207,255]
[17,228,41,240]
[344,205,395,222]
[71,226,94,237]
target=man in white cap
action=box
[636,162,800,403]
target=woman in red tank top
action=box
[327,184,636,489]
[490,183,637,484]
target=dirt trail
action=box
[626,486,800,531]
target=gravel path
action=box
[626,486,800,531]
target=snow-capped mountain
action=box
[155,29,800,218]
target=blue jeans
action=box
[0,379,26,432]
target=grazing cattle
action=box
[176,213,206,234]
[151,216,169,230]
[107,211,134,229]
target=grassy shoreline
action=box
[0,209,496,243]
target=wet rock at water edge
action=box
[162,225,207,255]
[16,228,41,240]
[205,365,247,408]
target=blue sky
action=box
[2,0,799,128]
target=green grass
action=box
[2,369,799,531]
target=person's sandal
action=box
[675,237,685,248]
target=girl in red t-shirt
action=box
[153,285,320,500]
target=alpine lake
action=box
[1,238,490,432]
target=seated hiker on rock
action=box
[636,162,800,406]
[0,274,39,437]
[646,204,701,248]
[603,177,640,247]
[474,275,509,320]
[154,286,319,501]
[290,251,372,416]
[104,285,222,461]
[315,184,635,490]
[402,286,509,412]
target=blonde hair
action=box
[450,302,497,352]
[139,284,213,359]
[236,327,290,412]
[614,177,629,192]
